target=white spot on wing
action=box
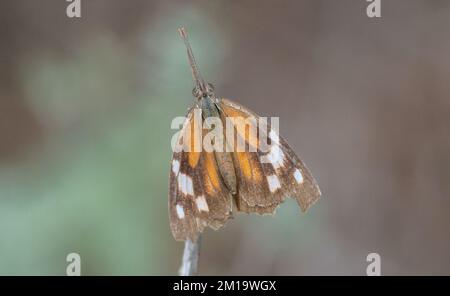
[293,168,304,184]
[172,159,180,175]
[269,130,279,144]
[266,145,285,169]
[177,174,184,194]
[267,175,281,192]
[178,173,194,196]
[176,204,185,219]
[195,195,209,212]
[186,175,193,195]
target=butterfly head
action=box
[192,82,215,99]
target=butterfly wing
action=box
[230,150,281,214]
[218,98,321,214]
[169,108,233,241]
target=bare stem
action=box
[179,236,202,276]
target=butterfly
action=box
[169,27,321,241]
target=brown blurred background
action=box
[0,0,449,275]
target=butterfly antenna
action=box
[178,27,208,94]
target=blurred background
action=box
[0,0,449,275]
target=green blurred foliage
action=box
[0,7,228,275]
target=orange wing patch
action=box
[221,103,259,150]
[236,152,262,182]
[236,152,251,179]
[188,152,200,168]
[203,151,221,195]
[180,109,201,168]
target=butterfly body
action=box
[200,95,238,195]
[169,28,321,241]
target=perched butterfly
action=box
[169,27,321,241]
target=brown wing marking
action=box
[219,98,321,214]
[169,109,233,241]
